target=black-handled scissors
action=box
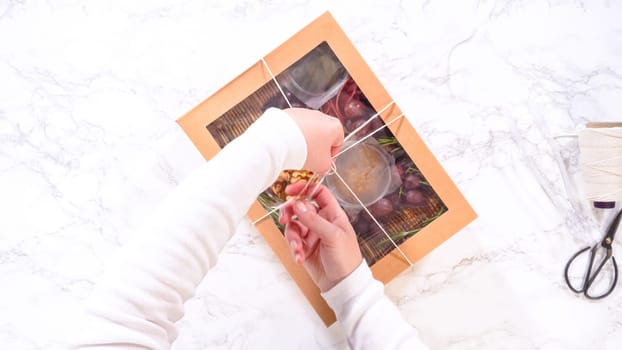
[564,209,622,299]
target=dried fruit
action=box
[271,169,315,200]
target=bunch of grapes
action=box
[319,78,387,139]
[351,157,428,239]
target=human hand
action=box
[279,182,363,292]
[283,108,344,174]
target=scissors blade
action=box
[603,209,622,248]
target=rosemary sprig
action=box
[405,166,419,174]
[405,166,430,186]
[257,193,284,231]
[377,137,399,146]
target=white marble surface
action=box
[1,0,621,349]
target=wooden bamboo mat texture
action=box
[207,81,283,148]
[359,188,447,265]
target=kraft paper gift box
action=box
[177,12,476,325]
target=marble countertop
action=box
[1,1,621,349]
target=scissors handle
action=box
[585,255,618,299]
[564,246,591,294]
[564,245,618,299]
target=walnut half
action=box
[271,169,315,200]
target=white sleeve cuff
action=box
[321,260,374,310]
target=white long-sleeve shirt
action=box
[73,108,428,350]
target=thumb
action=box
[293,201,339,242]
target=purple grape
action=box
[403,174,420,190]
[344,99,366,119]
[392,148,406,160]
[352,211,373,236]
[385,192,402,208]
[353,219,370,235]
[346,118,371,136]
[397,158,414,172]
[405,190,425,205]
[370,117,384,130]
[394,163,404,179]
[369,198,393,217]
[356,210,373,224]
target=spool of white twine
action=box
[578,123,622,208]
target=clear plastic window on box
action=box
[206,42,447,265]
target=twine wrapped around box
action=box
[177,12,476,325]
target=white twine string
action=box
[334,113,405,159]
[331,165,414,266]
[252,200,289,226]
[330,110,411,265]
[578,127,622,202]
[261,57,292,108]
[252,172,329,225]
[252,110,413,265]
[255,59,412,266]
